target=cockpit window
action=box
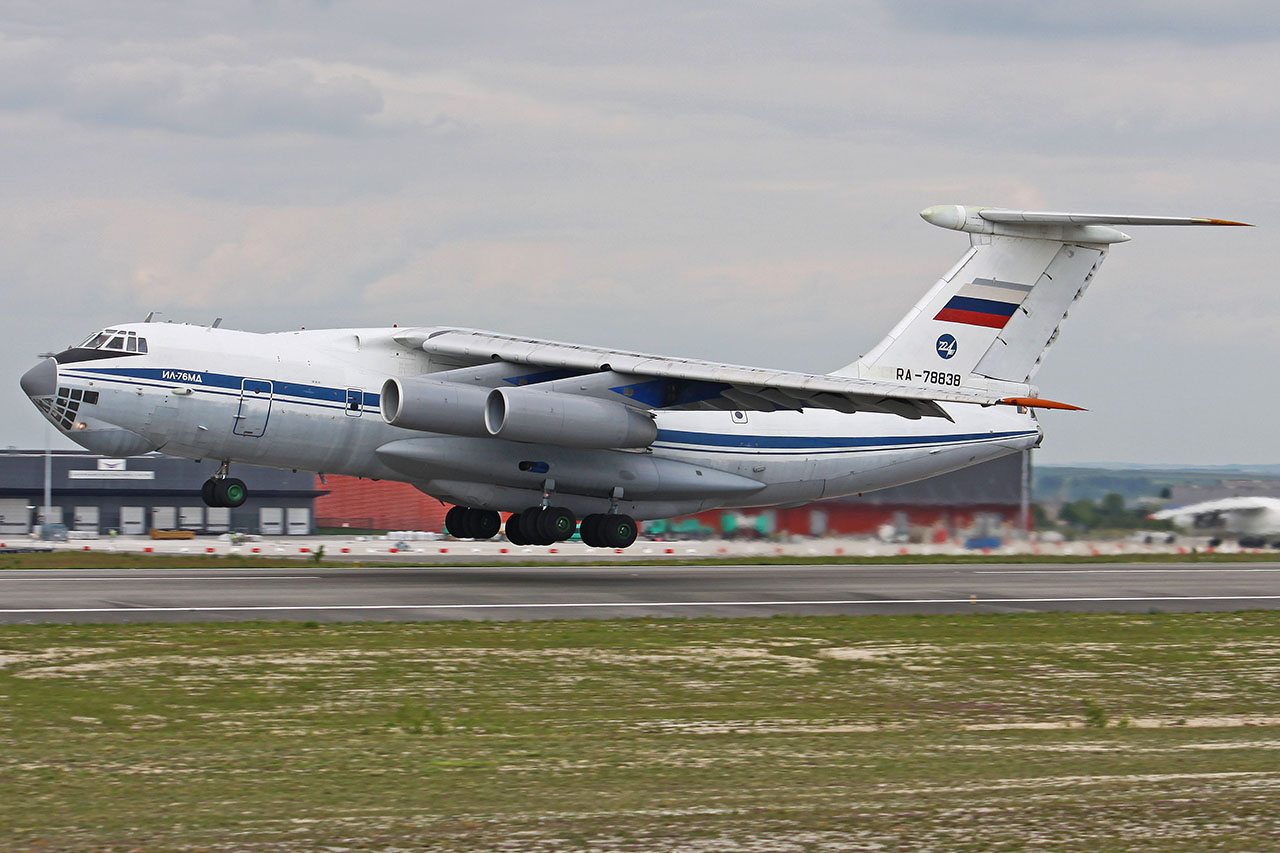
[74,329,147,354]
[79,331,115,348]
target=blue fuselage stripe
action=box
[63,366,382,412]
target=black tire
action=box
[600,514,637,549]
[201,479,218,507]
[518,507,549,545]
[445,506,469,538]
[580,514,603,547]
[470,509,501,540]
[505,513,528,545]
[214,478,248,508]
[538,506,576,542]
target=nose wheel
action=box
[201,477,248,508]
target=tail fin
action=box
[837,206,1249,391]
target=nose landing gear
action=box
[201,461,248,508]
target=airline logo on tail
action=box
[933,278,1032,329]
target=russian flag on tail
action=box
[934,277,1032,329]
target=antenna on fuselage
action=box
[211,317,223,328]
[143,311,156,323]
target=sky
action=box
[1,0,1276,465]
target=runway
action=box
[3,561,1280,623]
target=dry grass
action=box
[2,612,1279,850]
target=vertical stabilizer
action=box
[836,205,1249,392]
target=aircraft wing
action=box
[394,328,1036,420]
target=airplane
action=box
[1150,497,1280,549]
[20,205,1248,549]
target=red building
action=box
[689,454,1027,539]
[314,475,449,532]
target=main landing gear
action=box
[201,461,247,508]
[503,507,637,549]
[445,506,502,540]
[577,513,637,549]
[450,482,639,549]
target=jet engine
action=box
[484,387,657,449]
[380,377,490,436]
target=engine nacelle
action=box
[380,377,490,436]
[485,387,657,449]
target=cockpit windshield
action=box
[76,329,148,354]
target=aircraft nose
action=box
[20,357,58,399]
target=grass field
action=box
[3,613,1280,850]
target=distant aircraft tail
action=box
[836,206,1249,398]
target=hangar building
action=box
[0,449,320,536]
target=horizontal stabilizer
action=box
[975,209,1252,228]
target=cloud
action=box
[885,1,1280,44]
[0,35,385,136]
[0,1,1276,465]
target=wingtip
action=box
[1198,218,1254,227]
[998,397,1087,412]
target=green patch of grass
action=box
[2,612,1280,849]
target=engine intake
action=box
[485,387,657,449]
[380,377,490,436]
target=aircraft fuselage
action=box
[28,322,1039,521]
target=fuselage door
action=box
[234,378,273,437]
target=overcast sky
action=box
[2,1,1276,465]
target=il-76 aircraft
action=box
[21,205,1246,548]
[1152,497,1280,549]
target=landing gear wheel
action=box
[579,514,604,547]
[217,478,248,508]
[519,507,556,546]
[445,506,470,538]
[204,478,248,508]
[538,506,576,542]
[505,513,529,546]
[599,514,638,549]
[469,509,501,540]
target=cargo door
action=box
[179,506,204,531]
[0,499,31,535]
[73,506,100,533]
[151,506,176,531]
[205,506,230,532]
[259,507,283,535]
[120,506,146,535]
[286,507,310,536]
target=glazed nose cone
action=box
[20,357,57,398]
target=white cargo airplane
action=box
[1151,497,1280,548]
[21,205,1246,548]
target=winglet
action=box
[997,397,1087,412]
